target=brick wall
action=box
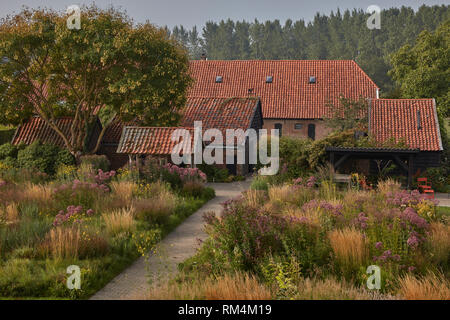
[263,119,332,140]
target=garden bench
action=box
[417,177,435,199]
[333,174,351,188]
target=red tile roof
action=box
[370,99,443,151]
[181,97,261,133]
[188,60,379,119]
[12,116,73,148]
[116,127,194,155]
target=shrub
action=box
[0,143,18,160]
[55,164,77,181]
[204,199,287,270]
[199,187,216,201]
[250,175,270,190]
[55,149,75,167]
[79,155,110,171]
[17,141,60,175]
[197,164,229,182]
[102,207,136,236]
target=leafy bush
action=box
[250,175,270,190]
[5,141,75,176]
[0,143,18,160]
[17,141,60,175]
[56,149,75,167]
[198,164,229,182]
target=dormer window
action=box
[266,76,273,83]
[215,76,223,83]
[309,76,316,84]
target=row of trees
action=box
[167,5,449,93]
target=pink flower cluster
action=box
[53,205,94,226]
[373,249,401,262]
[163,163,207,182]
[54,179,110,196]
[386,190,434,206]
[293,176,317,188]
[399,207,429,230]
[302,199,343,216]
[353,212,369,229]
[91,169,116,184]
[0,180,6,188]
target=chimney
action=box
[201,53,207,61]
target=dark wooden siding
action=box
[97,144,129,170]
[368,151,441,176]
[250,100,264,131]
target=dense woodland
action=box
[166,5,449,94]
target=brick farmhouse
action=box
[12,60,443,177]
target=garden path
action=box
[436,193,450,207]
[90,179,252,300]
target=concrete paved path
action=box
[436,193,450,207]
[90,179,251,300]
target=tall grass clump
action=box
[102,207,136,236]
[146,273,272,300]
[134,187,177,224]
[377,178,402,195]
[110,181,135,206]
[21,183,53,205]
[40,226,109,260]
[1,202,19,222]
[328,228,368,277]
[398,273,450,300]
[427,222,450,266]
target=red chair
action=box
[417,177,434,199]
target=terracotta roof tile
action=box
[181,97,260,133]
[12,116,73,148]
[116,127,194,155]
[188,60,379,119]
[370,99,442,151]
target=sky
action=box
[0,0,448,29]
